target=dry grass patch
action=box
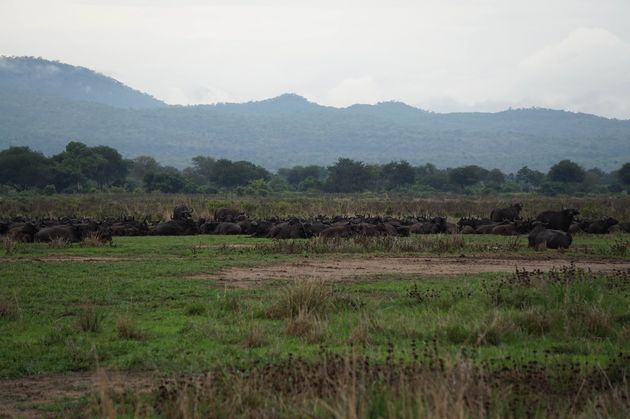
[116,315,146,340]
[242,326,268,348]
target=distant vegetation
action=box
[1,142,629,196]
[2,56,630,172]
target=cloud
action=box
[511,28,630,118]
[326,76,380,107]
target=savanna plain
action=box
[1,194,630,418]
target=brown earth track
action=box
[190,256,630,288]
[0,371,155,418]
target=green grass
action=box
[1,234,629,417]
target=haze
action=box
[2,0,630,119]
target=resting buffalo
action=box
[173,205,193,221]
[110,220,148,236]
[214,222,242,235]
[458,217,493,232]
[150,219,198,236]
[268,221,314,239]
[410,217,447,234]
[7,223,37,242]
[214,207,243,222]
[490,203,523,222]
[585,217,618,234]
[320,224,354,239]
[535,209,579,232]
[34,223,112,243]
[528,223,572,249]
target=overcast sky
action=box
[1,0,630,118]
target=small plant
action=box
[608,237,629,256]
[266,279,333,319]
[78,304,102,333]
[2,237,20,256]
[286,309,327,343]
[185,303,207,316]
[80,233,106,248]
[48,237,71,248]
[0,296,18,320]
[116,315,145,340]
[242,326,268,348]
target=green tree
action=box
[486,168,506,185]
[381,160,415,190]
[448,165,486,189]
[0,146,54,190]
[325,158,375,193]
[516,166,545,186]
[143,171,187,193]
[617,163,630,185]
[548,160,586,183]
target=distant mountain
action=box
[1,57,629,171]
[0,56,165,109]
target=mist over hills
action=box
[1,56,629,172]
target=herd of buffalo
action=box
[1,204,629,250]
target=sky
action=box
[1,0,630,119]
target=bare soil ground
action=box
[192,256,630,288]
[0,371,155,418]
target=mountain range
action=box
[1,56,629,172]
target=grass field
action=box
[1,232,629,417]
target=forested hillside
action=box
[1,57,629,171]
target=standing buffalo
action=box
[490,203,523,222]
[535,209,579,232]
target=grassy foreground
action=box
[1,234,629,417]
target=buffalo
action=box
[490,203,523,222]
[214,207,244,222]
[528,223,572,249]
[268,220,314,239]
[585,217,619,234]
[535,209,579,232]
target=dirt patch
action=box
[191,256,630,288]
[0,371,155,418]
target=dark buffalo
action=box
[535,209,579,232]
[35,225,81,242]
[585,217,618,234]
[268,221,314,239]
[458,217,493,232]
[320,224,354,239]
[150,220,198,236]
[214,207,243,222]
[528,223,572,249]
[490,203,523,222]
[173,205,193,221]
[214,222,242,235]
[7,223,37,242]
[410,217,447,234]
[110,220,149,236]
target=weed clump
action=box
[78,304,102,333]
[242,326,268,348]
[266,279,333,319]
[116,315,145,340]
[185,303,207,316]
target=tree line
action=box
[1,142,629,196]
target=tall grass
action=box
[2,193,629,220]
